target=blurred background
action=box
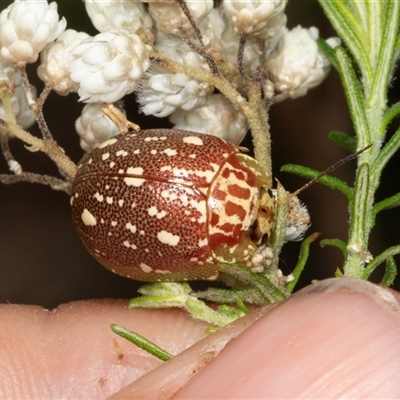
[1,0,399,309]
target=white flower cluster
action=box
[267,26,340,98]
[0,0,66,67]
[75,102,125,152]
[223,0,287,40]
[0,0,338,151]
[170,94,247,144]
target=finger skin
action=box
[172,278,400,399]
[0,300,208,399]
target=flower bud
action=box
[69,32,152,103]
[37,29,90,96]
[75,102,125,152]
[85,0,153,44]
[267,26,340,98]
[223,0,287,39]
[0,0,66,67]
[146,0,213,36]
[169,94,247,144]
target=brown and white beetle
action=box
[71,129,276,282]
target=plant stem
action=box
[0,87,77,180]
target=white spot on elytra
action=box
[116,149,128,157]
[183,136,203,146]
[148,206,167,219]
[109,162,115,168]
[98,137,118,148]
[123,240,137,250]
[140,230,145,235]
[126,222,136,233]
[127,166,143,175]
[154,269,172,274]
[144,136,159,142]
[81,209,97,226]
[150,149,157,155]
[134,149,140,154]
[94,192,104,202]
[198,238,208,247]
[163,148,177,156]
[111,221,117,227]
[118,199,124,207]
[157,230,180,246]
[124,177,145,187]
[140,263,153,273]
[124,167,145,186]
[102,153,110,161]
[106,196,113,204]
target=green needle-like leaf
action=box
[281,164,353,200]
[328,131,357,152]
[111,324,173,361]
[381,256,397,287]
[286,232,321,293]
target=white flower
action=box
[69,32,152,103]
[75,102,124,152]
[146,0,213,36]
[223,0,287,39]
[37,29,90,96]
[85,0,153,43]
[138,64,213,118]
[138,32,213,117]
[0,0,66,67]
[200,9,259,74]
[170,94,247,144]
[267,26,340,98]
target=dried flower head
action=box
[267,26,340,98]
[75,102,125,152]
[0,0,66,67]
[37,29,90,96]
[69,32,152,103]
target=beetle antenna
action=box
[289,144,372,198]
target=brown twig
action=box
[237,34,247,77]
[0,171,71,193]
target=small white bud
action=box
[146,0,213,36]
[267,26,340,98]
[170,94,247,144]
[37,29,90,96]
[85,0,153,44]
[75,102,125,152]
[138,32,213,118]
[0,0,66,67]
[69,32,152,103]
[223,0,287,39]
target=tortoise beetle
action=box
[71,129,275,282]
